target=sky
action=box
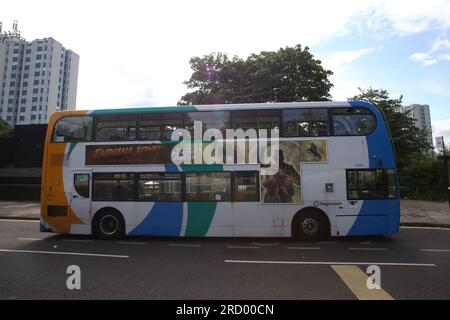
[2,0,450,143]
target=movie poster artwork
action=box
[260,140,327,204]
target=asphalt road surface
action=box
[0,219,449,300]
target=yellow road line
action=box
[331,265,394,300]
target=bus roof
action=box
[51,100,376,117]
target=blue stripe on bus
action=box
[128,202,183,236]
[349,100,396,169]
[164,164,179,172]
[347,101,399,236]
[347,201,387,236]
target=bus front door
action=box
[70,170,92,233]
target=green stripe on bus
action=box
[185,202,217,237]
[67,142,77,160]
[180,164,224,172]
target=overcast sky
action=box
[2,0,450,142]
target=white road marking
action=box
[117,241,146,245]
[62,239,94,243]
[319,241,337,244]
[17,237,42,241]
[421,249,450,252]
[0,219,39,223]
[286,246,321,250]
[348,247,387,251]
[0,248,129,258]
[252,242,280,246]
[226,245,260,249]
[225,259,436,267]
[401,226,450,231]
[169,243,201,247]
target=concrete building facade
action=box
[401,104,433,152]
[0,21,79,125]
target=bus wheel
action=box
[293,210,329,241]
[93,210,125,240]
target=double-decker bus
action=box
[40,101,399,240]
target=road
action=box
[0,219,449,300]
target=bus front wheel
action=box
[292,209,329,241]
[93,209,125,240]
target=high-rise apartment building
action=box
[401,104,433,152]
[0,21,79,125]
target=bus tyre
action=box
[93,210,125,240]
[294,211,329,241]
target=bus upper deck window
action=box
[331,108,376,136]
[95,114,137,141]
[52,116,93,142]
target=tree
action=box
[179,45,333,105]
[399,155,447,201]
[0,118,14,137]
[349,88,430,170]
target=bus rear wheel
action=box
[293,210,329,241]
[93,210,125,240]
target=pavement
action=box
[0,219,449,299]
[0,199,448,227]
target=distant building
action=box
[0,21,79,125]
[401,104,433,152]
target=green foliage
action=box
[399,154,447,201]
[179,45,333,105]
[0,118,14,137]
